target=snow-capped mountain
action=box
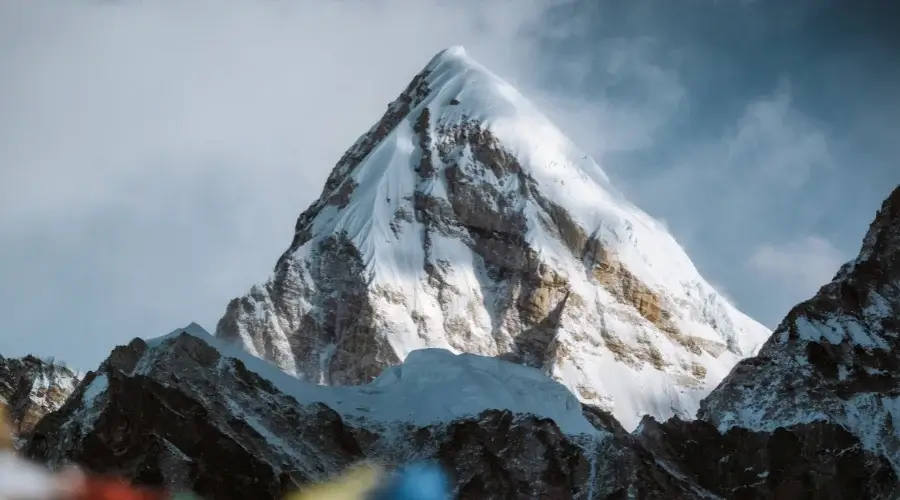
[0,354,79,445]
[19,174,899,500]
[12,45,899,499]
[700,184,900,471]
[216,46,769,430]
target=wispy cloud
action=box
[605,78,836,236]
[525,36,685,158]
[748,235,847,300]
[725,79,833,189]
[0,0,572,230]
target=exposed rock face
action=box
[0,354,79,445]
[26,336,363,499]
[638,417,896,499]
[23,325,898,499]
[699,185,900,471]
[216,46,769,430]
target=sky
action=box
[1,0,898,371]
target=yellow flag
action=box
[283,463,383,500]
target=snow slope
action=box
[154,323,598,437]
[217,46,770,431]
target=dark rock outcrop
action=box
[0,354,79,445]
[26,335,364,500]
[699,185,900,471]
[638,416,896,499]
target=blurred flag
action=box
[282,464,383,500]
[283,461,450,500]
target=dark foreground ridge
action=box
[19,326,897,499]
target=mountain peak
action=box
[427,45,471,67]
[216,50,770,430]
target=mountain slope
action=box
[0,354,79,446]
[699,184,900,470]
[216,46,769,430]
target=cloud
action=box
[601,78,837,257]
[0,0,565,230]
[747,236,847,296]
[725,79,833,188]
[524,35,686,158]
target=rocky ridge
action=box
[700,185,900,470]
[23,317,898,499]
[216,46,768,430]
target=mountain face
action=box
[24,323,896,499]
[0,354,79,446]
[699,185,900,470]
[216,46,769,430]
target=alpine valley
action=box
[7,48,900,499]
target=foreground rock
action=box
[0,354,79,445]
[638,416,895,499]
[699,185,900,472]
